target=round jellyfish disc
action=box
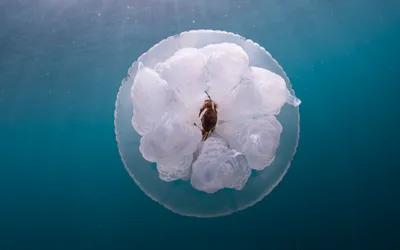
[114,30,300,218]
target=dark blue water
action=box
[1,1,399,249]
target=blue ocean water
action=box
[0,0,399,249]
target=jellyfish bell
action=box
[114,30,301,217]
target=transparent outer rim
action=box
[114,29,300,218]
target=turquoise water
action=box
[1,1,399,249]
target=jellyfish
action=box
[114,30,301,217]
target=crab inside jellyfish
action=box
[115,30,301,218]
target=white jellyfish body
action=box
[115,30,301,217]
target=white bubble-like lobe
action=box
[115,30,301,217]
[191,135,251,194]
[139,111,202,162]
[217,116,282,170]
[157,154,194,182]
[131,63,173,136]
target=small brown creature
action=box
[194,91,218,141]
